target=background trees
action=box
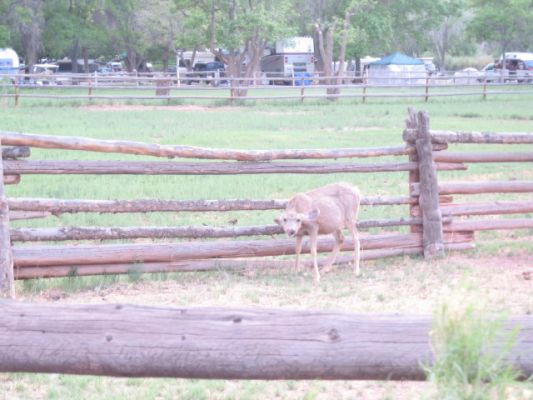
[0,0,531,76]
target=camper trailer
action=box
[0,48,20,78]
[261,37,315,85]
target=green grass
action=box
[1,94,532,399]
[427,293,523,400]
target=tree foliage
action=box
[0,0,531,79]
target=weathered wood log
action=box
[9,217,423,242]
[1,301,531,380]
[413,109,445,258]
[411,181,533,196]
[444,218,533,232]
[404,129,533,144]
[2,146,30,159]
[433,151,533,163]
[12,232,474,268]
[8,211,53,221]
[2,160,466,175]
[7,195,416,214]
[0,144,14,298]
[405,110,421,234]
[14,242,475,280]
[3,175,20,185]
[412,200,533,217]
[0,131,412,161]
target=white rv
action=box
[261,37,315,85]
[0,48,20,76]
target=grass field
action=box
[1,93,532,399]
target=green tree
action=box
[469,0,533,61]
[185,0,295,97]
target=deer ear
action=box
[307,208,320,222]
[274,216,282,226]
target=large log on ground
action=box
[12,232,474,267]
[2,160,466,175]
[433,151,533,163]
[14,243,475,280]
[0,130,412,161]
[404,129,533,144]
[0,301,531,380]
[444,218,533,232]
[1,146,30,159]
[411,181,533,196]
[7,195,416,214]
[9,218,422,242]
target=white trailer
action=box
[0,48,20,76]
[261,37,315,85]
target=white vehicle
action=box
[0,48,20,78]
[480,52,533,83]
[30,63,59,85]
[261,37,315,85]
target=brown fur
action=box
[275,182,361,283]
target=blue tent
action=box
[371,52,424,66]
[368,52,427,85]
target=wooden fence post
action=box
[405,109,420,233]
[424,77,429,103]
[483,77,487,101]
[14,81,19,107]
[0,139,15,298]
[413,110,445,258]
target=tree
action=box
[186,0,295,98]
[312,0,374,99]
[428,0,466,70]
[469,0,533,63]
[6,0,45,68]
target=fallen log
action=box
[433,151,533,163]
[0,301,531,380]
[7,195,416,214]
[2,160,466,175]
[0,131,412,161]
[412,200,533,217]
[411,181,533,196]
[14,243,475,280]
[9,218,423,242]
[1,146,30,159]
[12,232,473,267]
[404,129,533,144]
[444,218,533,232]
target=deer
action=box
[275,182,361,283]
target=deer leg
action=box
[294,235,303,272]
[323,229,343,273]
[309,229,320,283]
[348,222,361,276]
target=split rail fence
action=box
[0,109,532,291]
[0,109,532,380]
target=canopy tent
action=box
[367,52,427,85]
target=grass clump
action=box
[427,294,523,400]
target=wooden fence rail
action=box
[0,109,532,292]
[0,301,531,380]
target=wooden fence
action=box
[1,71,532,104]
[0,109,532,293]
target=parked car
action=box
[187,61,225,85]
[29,63,59,85]
[479,54,533,83]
